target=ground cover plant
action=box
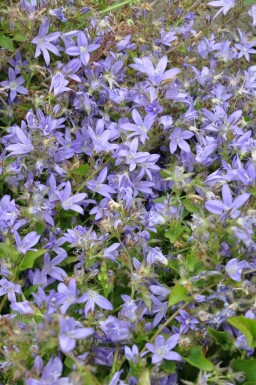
[1,0,256,384]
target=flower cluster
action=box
[0,0,256,384]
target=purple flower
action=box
[151,296,168,327]
[248,5,256,27]
[32,17,61,66]
[208,0,235,20]
[56,278,78,313]
[145,100,163,118]
[0,195,19,229]
[225,258,249,282]
[130,55,180,86]
[169,128,194,154]
[121,110,154,144]
[0,278,21,302]
[56,181,87,214]
[14,231,40,254]
[0,67,28,101]
[65,31,100,66]
[26,356,71,385]
[118,138,150,172]
[5,126,34,156]
[58,317,93,353]
[11,301,35,314]
[87,167,116,199]
[147,247,168,266]
[145,334,182,364]
[78,290,113,317]
[157,29,177,47]
[88,119,118,153]
[42,252,67,283]
[205,184,250,219]
[235,29,256,62]
[125,345,139,363]
[99,316,131,342]
[175,310,199,334]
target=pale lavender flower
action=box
[99,316,131,342]
[130,55,180,86]
[78,290,113,317]
[121,110,154,144]
[11,301,35,314]
[225,258,250,282]
[235,29,256,62]
[151,295,168,326]
[0,278,21,302]
[26,356,71,385]
[175,310,199,334]
[50,73,70,96]
[118,138,150,172]
[6,126,33,156]
[248,5,256,27]
[65,31,100,65]
[56,278,78,313]
[169,128,194,154]
[42,253,67,283]
[157,29,177,47]
[208,0,235,20]
[0,67,28,101]
[145,334,182,364]
[0,195,19,229]
[59,317,93,353]
[147,247,168,266]
[14,231,40,254]
[32,17,61,66]
[87,167,116,199]
[205,184,250,219]
[125,345,139,363]
[56,181,87,214]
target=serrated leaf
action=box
[208,327,233,350]
[168,284,188,307]
[165,224,183,243]
[182,198,200,213]
[0,35,15,51]
[13,33,27,42]
[228,316,256,348]
[138,369,151,385]
[232,359,256,382]
[183,346,214,372]
[70,164,89,176]
[19,249,47,270]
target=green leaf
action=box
[168,284,188,307]
[0,243,15,258]
[244,0,256,5]
[64,357,74,369]
[165,224,183,243]
[228,316,256,348]
[138,369,151,385]
[232,359,256,382]
[182,198,200,213]
[13,33,27,42]
[0,35,15,51]
[183,346,214,372]
[70,164,89,176]
[19,249,47,271]
[207,327,233,350]
[161,360,176,374]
